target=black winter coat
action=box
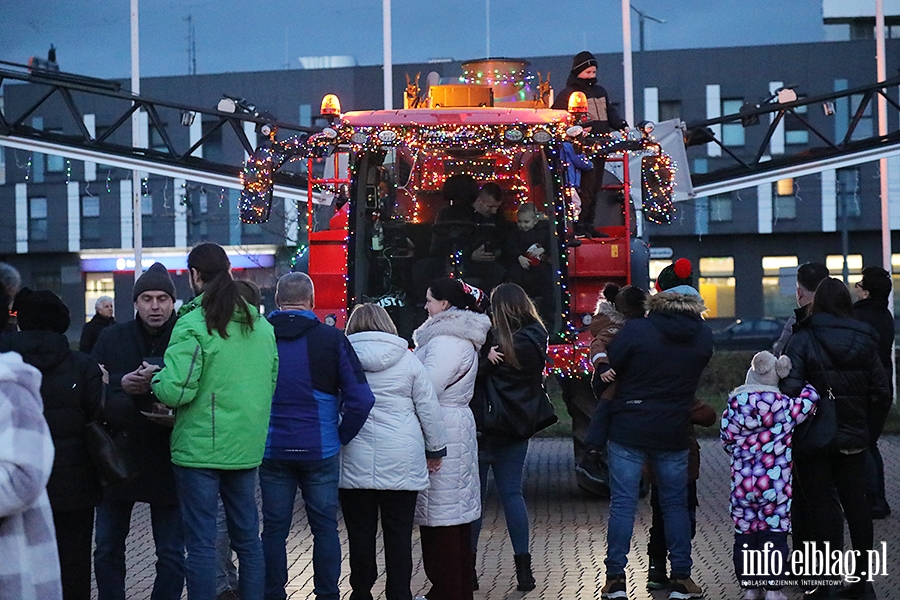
[853,297,895,371]
[780,312,891,449]
[79,312,115,353]
[607,291,714,450]
[551,74,628,134]
[0,330,103,511]
[475,321,548,443]
[91,314,179,505]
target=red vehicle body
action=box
[239,60,674,491]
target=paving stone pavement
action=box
[96,436,900,599]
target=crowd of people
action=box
[0,245,894,600]
[0,246,556,600]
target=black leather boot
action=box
[514,553,536,592]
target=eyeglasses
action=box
[854,281,864,289]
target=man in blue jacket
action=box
[260,272,375,600]
[599,259,713,600]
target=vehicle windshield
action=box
[318,144,564,341]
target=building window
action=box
[201,120,224,163]
[33,270,61,295]
[849,94,874,141]
[698,257,735,317]
[709,194,733,222]
[785,103,809,145]
[149,124,168,152]
[649,259,672,292]
[774,179,796,220]
[658,100,681,122]
[46,153,64,172]
[826,254,863,285]
[762,255,798,317]
[837,167,860,217]
[82,196,100,240]
[29,197,48,241]
[722,99,745,146]
[141,193,154,216]
[693,158,708,174]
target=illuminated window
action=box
[649,259,671,292]
[762,256,798,317]
[774,179,796,220]
[698,257,735,317]
[826,255,863,288]
[85,273,114,322]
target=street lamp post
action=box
[131,0,142,282]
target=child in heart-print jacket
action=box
[721,351,818,600]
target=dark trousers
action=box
[53,507,95,600]
[733,530,789,589]
[419,523,474,600]
[647,480,698,568]
[866,441,890,513]
[793,451,872,579]
[339,489,418,600]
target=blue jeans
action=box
[94,499,185,600]
[605,440,692,576]
[216,497,239,595]
[259,455,341,600]
[471,438,530,555]
[173,466,264,600]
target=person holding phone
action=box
[90,262,186,600]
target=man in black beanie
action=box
[90,262,185,600]
[552,51,629,236]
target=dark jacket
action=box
[265,310,375,462]
[91,314,178,505]
[853,297,895,371]
[780,312,891,449]
[476,320,548,443]
[606,291,714,450]
[552,75,628,134]
[79,313,115,354]
[0,330,103,512]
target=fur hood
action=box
[595,300,626,326]
[647,290,707,316]
[413,307,491,351]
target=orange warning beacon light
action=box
[567,91,588,121]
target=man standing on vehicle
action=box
[91,263,184,600]
[552,51,629,237]
[260,272,375,600]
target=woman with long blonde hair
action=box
[471,283,550,592]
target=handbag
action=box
[472,337,558,441]
[792,334,839,456]
[85,384,140,487]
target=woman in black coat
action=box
[0,288,102,600]
[780,278,891,600]
[471,283,551,593]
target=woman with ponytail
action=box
[152,243,279,600]
[412,277,491,600]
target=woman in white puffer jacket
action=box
[340,303,446,600]
[412,277,491,600]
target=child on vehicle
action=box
[721,351,818,600]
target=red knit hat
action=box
[655,258,693,292]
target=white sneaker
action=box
[742,589,763,600]
[764,590,787,600]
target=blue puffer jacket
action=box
[265,310,375,462]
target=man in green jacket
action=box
[152,243,278,600]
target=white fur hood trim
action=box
[413,307,491,350]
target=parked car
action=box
[712,317,785,351]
